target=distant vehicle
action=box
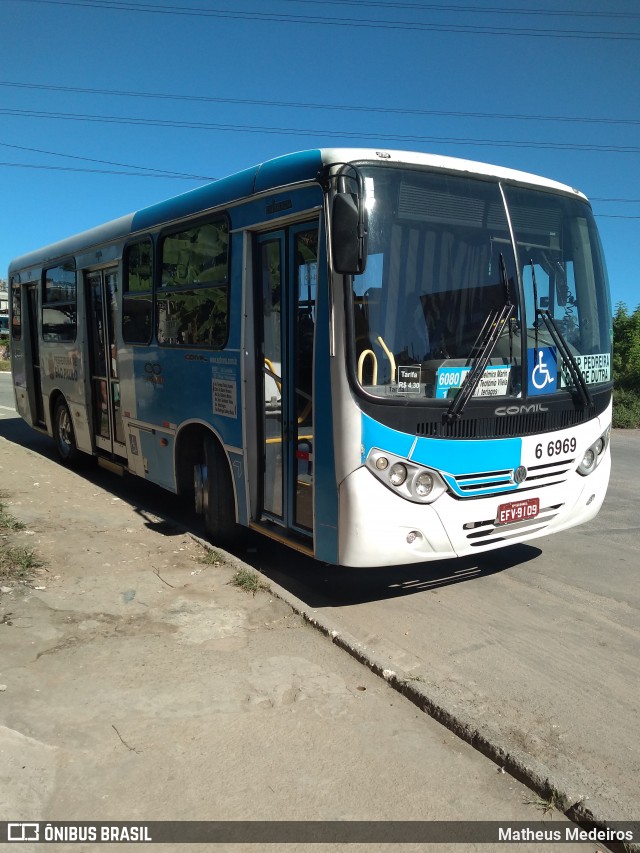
[8,149,613,566]
[0,315,9,333]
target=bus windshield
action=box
[349,166,612,402]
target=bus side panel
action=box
[312,221,339,564]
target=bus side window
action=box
[157,219,229,349]
[123,239,153,345]
[10,278,21,340]
[42,262,77,342]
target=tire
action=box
[201,436,239,546]
[53,399,80,466]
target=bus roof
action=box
[9,148,586,273]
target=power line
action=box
[279,0,640,20]
[13,0,640,41]
[0,161,204,178]
[590,197,640,203]
[0,140,215,180]
[3,107,640,153]
[2,80,639,128]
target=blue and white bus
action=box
[8,149,612,567]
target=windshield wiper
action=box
[444,254,513,424]
[529,261,592,408]
[536,310,593,408]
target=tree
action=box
[612,302,640,427]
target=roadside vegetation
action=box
[0,494,44,589]
[612,303,640,428]
[231,567,269,595]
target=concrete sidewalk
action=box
[0,436,612,852]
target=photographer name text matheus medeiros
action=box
[499,826,634,843]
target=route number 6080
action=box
[535,437,577,459]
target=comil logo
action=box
[7,823,39,842]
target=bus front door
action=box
[86,269,126,459]
[255,224,318,538]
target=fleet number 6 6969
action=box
[535,437,577,459]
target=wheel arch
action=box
[174,420,236,505]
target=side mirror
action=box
[331,192,368,275]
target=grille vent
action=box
[416,406,594,439]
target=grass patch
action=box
[230,567,268,595]
[198,546,223,566]
[523,788,564,816]
[0,495,43,588]
[0,500,25,532]
[0,359,10,372]
[0,545,44,584]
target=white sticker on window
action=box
[435,365,510,399]
[560,352,611,386]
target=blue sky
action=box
[1,0,639,310]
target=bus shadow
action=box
[0,413,192,539]
[235,534,542,608]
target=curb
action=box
[196,534,638,853]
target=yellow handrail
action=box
[377,335,396,380]
[358,349,378,385]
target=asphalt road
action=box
[0,370,638,828]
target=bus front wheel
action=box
[195,436,238,546]
[53,399,79,466]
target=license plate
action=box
[496,497,540,526]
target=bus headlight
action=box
[365,449,446,504]
[389,463,407,486]
[414,471,434,498]
[579,449,596,474]
[577,427,610,476]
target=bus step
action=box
[97,457,126,476]
[249,521,314,558]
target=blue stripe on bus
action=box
[409,434,522,476]
[361,414,416,461]
[361,413,523,497]
[254,150,323,193]
[131,151,323,234]
[131,168,258,232]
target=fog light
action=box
[376,456,389,470]
[586,494,596,505]
[406,530,422,544]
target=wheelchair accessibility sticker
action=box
[527,346,557,396]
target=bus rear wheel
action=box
[53,399,79,466]
[194,435,239,546]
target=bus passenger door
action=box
[86,269,126,459]
[25,283,45,426]
[255,224,317,538]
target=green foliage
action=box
[612,388,640,428]
[613,303,640,427]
